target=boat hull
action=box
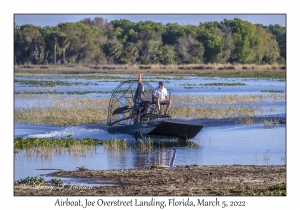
[107,121,162,135]
[107,121,204,140]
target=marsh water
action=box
[14,74,286,181]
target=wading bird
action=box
[168,147,176,170]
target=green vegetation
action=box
[103,138,154,153]
[14,18,285,66]
[147,164,160,170]
[199,82,246,86]
[16,176,46,185]
[76,166,89,171]
[242,183,286,196]
[15,90,109,95]
[15,176,63,186]
[14,136,103,150]
[180,82,245,87]
[137,138,154,152]
[50,177,63,185]
[261,90,284,93]
[14,136,103,157]
[104,139,127,151]
[211,183,286,196]
[15,79,99,87]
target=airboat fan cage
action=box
[106,74,204,140]
[107,80,156,128]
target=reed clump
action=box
[103,138,155,153]
[104,139,127,152]
[137,138,154,152]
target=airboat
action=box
[107,73,204,140]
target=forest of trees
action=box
[14,17,286,65]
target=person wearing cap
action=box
[152,81,171,115]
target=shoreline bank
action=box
[14,165,286,196]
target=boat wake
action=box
[19,124,133,140]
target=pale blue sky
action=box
[14,14,286,27]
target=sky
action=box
[14,14,286,28]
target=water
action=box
[14,74,286,181]
[14,122,286,181]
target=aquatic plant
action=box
[199,82,246,86]
[186,140,199,148]
[137,138,154,152]
[15,176,46,185]
[104,139,127,151]
[14,79,99,87]
[147,164,160,170]
[76,166,89,171]
[263,119,274,129]
[14,137,103,158]
[50,177,63,185]
[261,90,284,93]
[14,137,103,149]
[15,90,111,95]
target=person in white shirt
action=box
[152,81,171,115]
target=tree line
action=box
[14,17,286,65]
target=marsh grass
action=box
[263,119,274,129]
[187,140,199,148]
[15,94,285,126]
[14,64,286,78]
[14,95,109,125]
[15,79,99,87]
[136,138,154,152]
[170,105,258,119]
[104,139,127,152]
[104,138,154,153]
[171,94,285,104]
[14,136,103,157]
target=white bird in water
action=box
[168,147,176,170]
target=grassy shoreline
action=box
[14,64,286,78]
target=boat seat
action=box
[141,91,171,113]
[141,92,155,104]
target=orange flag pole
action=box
[138,72,142,82]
